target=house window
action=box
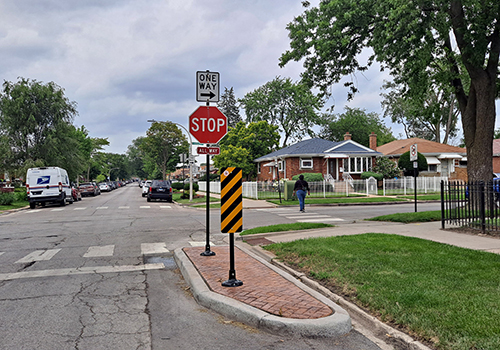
[428,164,438,172]
[300,158,313,169]
[343,157,373,173]
[257,163,261,174]
[278,161,284,172]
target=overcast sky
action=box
[1,0,496,155]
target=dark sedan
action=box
[147,180,172,202]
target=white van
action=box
[26,167,73,209]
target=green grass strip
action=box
[240,222,333,236]
[367,210,442,223]
[265,233,500,350]
[0,201,28,213]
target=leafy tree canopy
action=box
[239,76,322,147]
[319,107,395,147]
[280,0,500,181]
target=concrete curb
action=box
[245,244,432,350]
[173,247,352,338]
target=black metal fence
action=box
[441,180,500,233]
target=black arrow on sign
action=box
[201,91,216,99]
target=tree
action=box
[381,81,459,144]
[319,107,395,147]
[280,1,500,182]
[398,151,428,176]
[218,87,241,128]
[72,125,109,181]
[239,76,322,147]
[0,78,81,179]
[215,121,280,179]
[373,157,401,179]
[141,122,187,180]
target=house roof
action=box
[377,138,466,157]
[254,138,382,162]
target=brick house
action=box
[493,139,500,174]
[377,138,467,180]
[253,133,382,181]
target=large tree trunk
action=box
[462,74,497,182]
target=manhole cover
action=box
[144,256,177,269]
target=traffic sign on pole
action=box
[197,146,220,155]
[410,144,418,161]
[189,106,227,144]
[196,71,219,103]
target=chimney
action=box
[344,132,352,141]
[369,132,377,150]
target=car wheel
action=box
[147,197,151,202]
[60,197,66,206]
[29,202,36,209]
[142,193,145,197]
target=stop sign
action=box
[189,106,227,144]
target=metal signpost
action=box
[410,144,418,212]
[190,70,227,257]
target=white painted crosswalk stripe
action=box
[189,241,215,247]
[297,218,345,222]
[73,207,86,210]
[51,208,65,212]
[0,263,165,281]
[140,206,150,209]
[96,207,108,210]
[83,245,115,258]
[16,249,62,263]
[286,215,330,219]
[141,243,169,255]
[119,206,130,209]
[160,206,171,209]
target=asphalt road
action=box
[0,186,392,349]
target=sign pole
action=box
[201,101,215,256]
[410,144,418,213]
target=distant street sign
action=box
[410,144,418,161]
[189,106,227,144]
[198,147,220,155]
[196,71,220,103]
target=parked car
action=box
[80,182,99,196]
[71,184,82,202]
[147,180,173,202]
[142,180,152,197]
[99,182,111,192]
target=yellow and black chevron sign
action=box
[221,167,242,233]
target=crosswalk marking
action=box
[16,249,62,263]
[0,252,4,257]
[119,206,130,209]
[96,207,108,210]
[140,206,150,209]
[141,243,169,255]
[285,215,331,219]
[297,218,345,222]
[189,241,215,247]
[74,207,86,210]
[51,208,65,212]
[160,206,171,209]
[0,263,165,281]
[83,245,115,258]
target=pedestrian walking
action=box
[293,174,310,212]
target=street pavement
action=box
[175,197,500,350]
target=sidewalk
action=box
[175,210,500,349]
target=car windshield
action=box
[153,180,170,187]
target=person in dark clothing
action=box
[293,174,310,212]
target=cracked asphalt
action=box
[0,186,384,350]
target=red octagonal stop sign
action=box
[189,106,227,144]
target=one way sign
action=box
[196,71,219,103]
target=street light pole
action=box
[147,119,193,201]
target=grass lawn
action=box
[173,192,219,205]
[268,196,407,206]
[397,194,442,200]
[240,222,333,236]
[367,210,442,223]
[0,200,28,213]
[265,233,500,350]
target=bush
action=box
[361,172,383,181]
[14,188,27,202]
[373,157,402,179]
[184,183,199,191]
[171,182,184,190]
[399,151,428,176]
[0,192,15,205]
[291,173,324,182]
